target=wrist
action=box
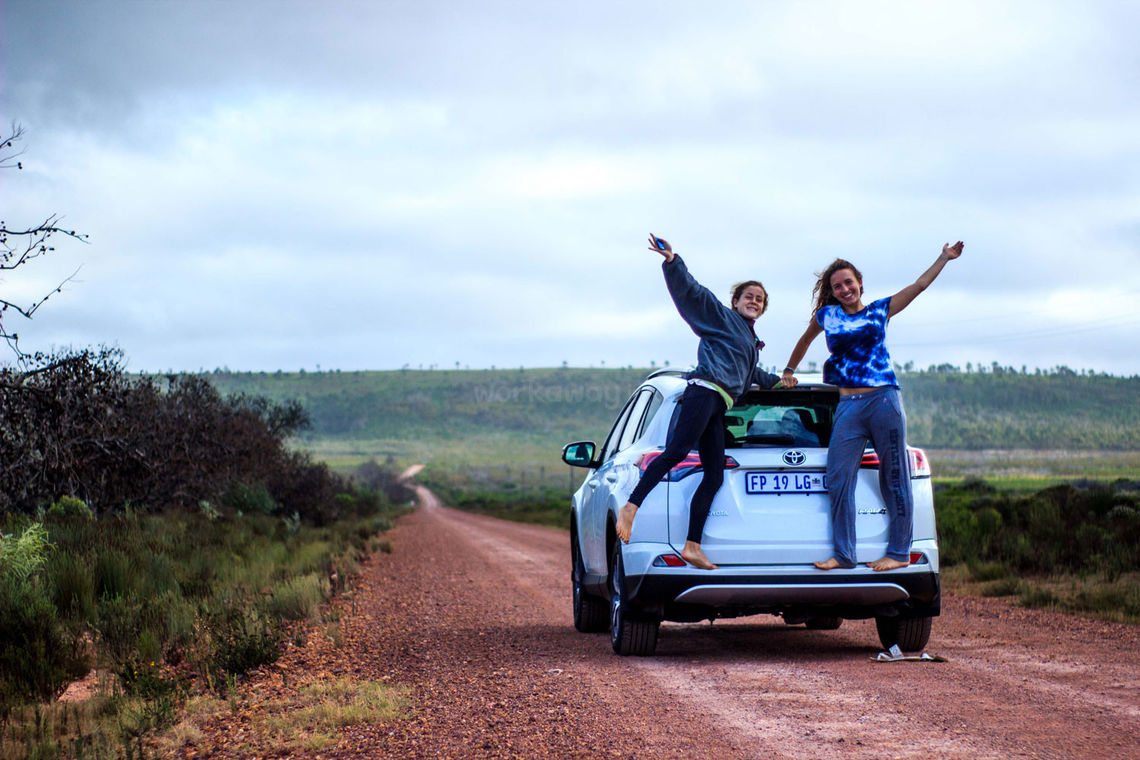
[782,367,795,374]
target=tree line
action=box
[205,367,1140,451]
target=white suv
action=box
[562,369,940,656]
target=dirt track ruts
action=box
[211,482,1140,759]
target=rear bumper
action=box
[583,541,942,623]
[591,538,939,622]
[627,567,940,622]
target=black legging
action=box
[626,383,727,543]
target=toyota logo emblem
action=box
[782,450,806,466]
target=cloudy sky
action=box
[3,0,1138,375]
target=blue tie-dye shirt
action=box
[815,297,899,388]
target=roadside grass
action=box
[942,565,1140,624]
[0,695,123,760]
[0,486,412,760]
[935,475,1139,624]
[156,677,411,756]
[305,434,588,495]
[416,467,571,530]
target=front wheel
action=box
[875,615,932,651]
[609,542,659,656]
[571,528,608,633]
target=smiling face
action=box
[829,268,863,312]
[732,284,768,320]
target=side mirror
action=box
[562,441,597,468]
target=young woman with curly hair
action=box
[781,242,964,571]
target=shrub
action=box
[1020,586,1060,610]
[0,523,51,581]
[980,577,1020,597]
[46,496,94,521]
[0,572,89,707]
[264,573,327,622]
[0,347,353,525]
[93,550,134,601]
[47,552,95,622]
[936,480,1140,578]
[966,560,1007,582]
[95,596,148,667]
[202,603,282,685]
[223,482,277,515]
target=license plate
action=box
[745,472,827,494]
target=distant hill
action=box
[202,368,1140,451]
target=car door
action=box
[581,388,654,574]
[580,390,639,574]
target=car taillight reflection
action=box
[859,447,931,478]
[637,451,740,481]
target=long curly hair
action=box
[811,259,863,319]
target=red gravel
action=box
[195,484,1140,759]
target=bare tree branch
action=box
[0,123,28,170]
[0,124,88,359]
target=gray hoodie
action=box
[663,255,779,401]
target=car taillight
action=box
[652,554,687,567]
[859,447,931,479]
[909,448,931,478]
[638,451,740,482]
[909,552,927,565]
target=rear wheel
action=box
[875,615,932,651]
[571,528,608,633]
[609,542,659,656]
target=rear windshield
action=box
[725,389,837,448]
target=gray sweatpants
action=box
[826,386,912,566]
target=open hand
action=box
[942,241,964,260]
[648,233,674,261]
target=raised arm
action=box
[649,233,728,331]
[888,241,964,317]
[779,321,824,388]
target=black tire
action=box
[875,615,932,651]
[609,542,659,656]
[805,616,843,631]
[571,528,608,633]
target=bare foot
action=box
[868,556,909,571]
[615,502,638,543]
[681,541,718,570]
[814,557,846,570]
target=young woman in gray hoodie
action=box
[615,234,781,569]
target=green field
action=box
[202,367,1140,486]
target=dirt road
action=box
[342,485,1140,759]
[265,486,1140,758]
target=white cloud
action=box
[2,0,1138,373]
